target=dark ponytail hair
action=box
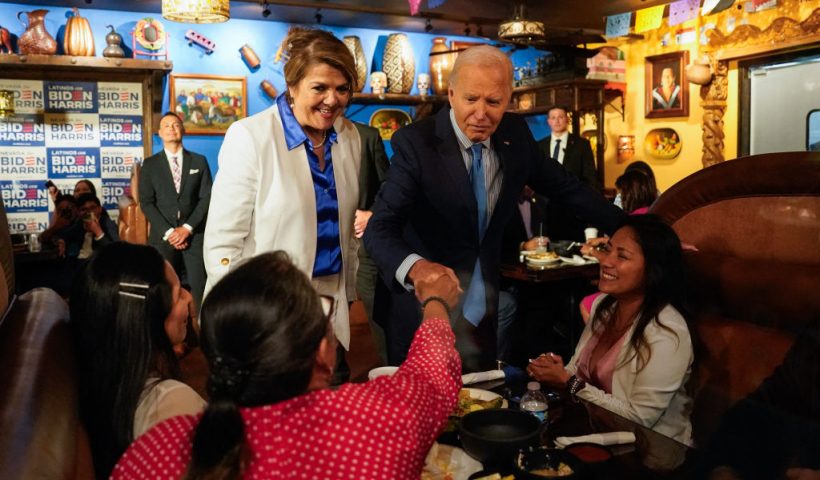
[70,242,176,478]
[184,251,329,479]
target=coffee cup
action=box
[584,227,599,241]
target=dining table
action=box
[444,377,695,480]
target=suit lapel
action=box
[434,108,477,229]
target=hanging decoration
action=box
[162,0,229,24]
[606,12,632,38]
[498,4,545,43]
[428,0,447,8]
[702,0,736,16]
[132,17,169,59]
[408,0,422,16]
[185,29,216,54]
[635,5,665,34]
[669,0,700,27]
[751,0,777,12]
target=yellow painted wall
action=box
[596,0,819,191]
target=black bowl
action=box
[459,409,541,466]
[514,446,585,479]
[550,240,581,258]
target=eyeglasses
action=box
[319,295,335,322]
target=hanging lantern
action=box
[498,4,545,44]
[162,0,229,24]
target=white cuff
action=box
[94,232,105,241]
[162,227,174,241]
[395,254,423,292]
[182,223,193,232]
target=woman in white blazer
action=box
[528,215,694,445]
[204,28,361,353]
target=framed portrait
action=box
[645,51,689,119]
[169,74,247,135]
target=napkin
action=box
[461,369,505,385]
[554,431,636,449]
[559,255,587,265]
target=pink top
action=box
[111,317,462,480]
[575,324,629,394]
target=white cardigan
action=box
[567,296,694,445]
[203,105,361,349]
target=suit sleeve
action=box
[138,160,174,234]
[527,132,624,235]
[362,130,422,287]
[577,138,601,191]
[183,154,212,230]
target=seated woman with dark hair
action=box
[71,242,205,478]
[112,251,462,480]
[529,215,694,444]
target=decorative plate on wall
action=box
[370,109,412,141]
[645,128,681,159]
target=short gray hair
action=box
[449,45,513,89]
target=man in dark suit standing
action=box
[139,112,212,309]
[364,46,623,371]
[537,106,599,240]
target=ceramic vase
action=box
[239,44,261,69]
[17,9,57,55]
[429,37,454,95]
[102,25,125,58]
[382,33,415,94]
[343,36,368,93]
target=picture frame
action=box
[169,74,247,135]
[645,51,689,119]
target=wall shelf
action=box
[352,92,447,105]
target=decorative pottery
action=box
[370,71,387,95]
[64,7,95,56]
[17,9,57,55]
[429,37,455,95]
[343,36,367,92]
[0,26,13,53]
[239,44,260,69]
[617,135,636,163]
[417,73,430,96]
[370,108,412,140]
[102,25,125,58]
[260,80,277,99]
[382,33,415,94]
[645,128,681,159]
[686,58,713,85]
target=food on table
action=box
[528,461,573,477]
[454,389,504,417]
[527,251,559,261]
[473,474,515,480]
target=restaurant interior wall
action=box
[597,0,816,191]
[0,1,544,176]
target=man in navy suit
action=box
[364,46,623,371]
[139,112,212,309]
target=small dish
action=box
[559,255,586,266]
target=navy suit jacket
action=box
[537,134,599,191]
[364,107,622,348]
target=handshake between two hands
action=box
[409,259,463,311]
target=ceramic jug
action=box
[18,9,57,55]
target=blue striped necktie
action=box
[463,143,487,326]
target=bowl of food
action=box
[459,409,541,466]
[514,447,583,479]
[525,251,560,266]
[564,442,612,476]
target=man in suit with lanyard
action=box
[364,46,623,372]
[139,112,212,309]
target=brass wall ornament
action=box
[0,90,14,119]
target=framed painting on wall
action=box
[169,74,247,135]
[645,51,689,119]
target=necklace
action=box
[311,130,327,149]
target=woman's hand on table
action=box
[527,353,571,387]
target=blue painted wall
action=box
[0,1,547,175]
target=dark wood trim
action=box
[352,92,448,106]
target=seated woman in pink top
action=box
[112,251,462,480]
[580,169,659,322]
[529,215,694,445]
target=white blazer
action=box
[567,296,694,445]
[204,105,361,349]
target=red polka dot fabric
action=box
[112,317,462,479]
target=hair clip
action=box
[119,291,146,300]
[119,281,149,290]
[287,41,293,50]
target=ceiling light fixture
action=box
[498,4,545,44]
[162,0,230,24]
[261,0,271,18]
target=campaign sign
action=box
[47,147,100,179]
[7,212,49,234]
[102,178,131,211]
[100,115,143,147]
[0,180,48,213]
[0,146,47,180]
[98,82,142,115]
[101,147,142,178]
[45,113,100,148]
[45,81,98,113]
[0,114,46,147]
[0,79,45,114]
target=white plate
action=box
[525,256,560,265]
[461,388,509,409]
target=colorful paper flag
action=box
[408,0,422,15]
[635,5,665,34]
[669,0,700,27]
[606,12,632,38]
[752,0,777,11]
[427,0,447,8]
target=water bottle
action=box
[520,381,548,422]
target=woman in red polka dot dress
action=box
[112,251,462,479]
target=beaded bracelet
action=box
[567,374,587,401]
[421,295,451,318]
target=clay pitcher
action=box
[17,9,57,55]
